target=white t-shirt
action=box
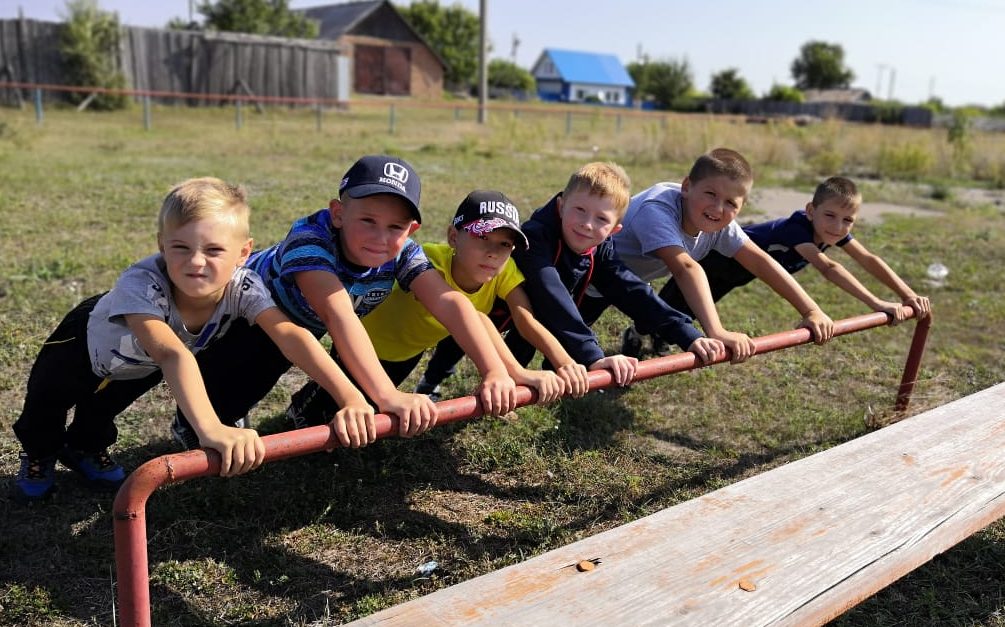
[613,181,748,282]
[87,254,276,379]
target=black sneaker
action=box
[650,334,671,357]
[57,447,126,491]
[286,381,335,429]
[414,376,443,402]
[620,325,644,358]
[14,452,57,503]
[171,411,201,450]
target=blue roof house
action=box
[531,48,635,107]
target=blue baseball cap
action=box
[339,155,422,223]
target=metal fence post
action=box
[143,95,151,131]
[34,88,43,125]
[389,103,396,134]
[316,103,322,133]
[235,99,243,130]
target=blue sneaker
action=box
[14,452,57,503]
[57,447,126,491]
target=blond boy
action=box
[469,162,725,387]
[13,178,374,502]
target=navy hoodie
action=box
[513,193,703,365]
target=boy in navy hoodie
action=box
[415,162,724,397]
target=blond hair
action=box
[812,176,861,209]
[158,177,250,239]
[562,162,632,218]
[688,148,753,188]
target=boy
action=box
[662,176,932,323]
[362,190,591,403]
[419,162,724,390]
[13,178,374,503]
[584,148,834,362]
[187,156,518,442]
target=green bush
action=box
[59,0,129,110]
[877,143,933,180]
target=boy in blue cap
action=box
[182,156,518,444]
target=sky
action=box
[2,0,1002,107]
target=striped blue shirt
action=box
[247,208,433,332]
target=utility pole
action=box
[887,67,896,101]
[875,64,886,99]
[477,0,488,124]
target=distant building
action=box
[803,88,871,103]
[531,48,634,107]
[301,0,446,98]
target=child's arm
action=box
[733,241,835,343]
[410,269,517,416]
[840,239,932,319]
[125,314,264,477]
[295,270,437,437]
[651,245,757,361]
[795,242,907,322]
[476,312,566,403]
[505,286,590,398]
[254,307,375,448]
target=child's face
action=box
[680,175,749,236]
[806,197,859,246]
[330,194,420,267]
[557,189,623,254]
[159,215,252,303]
[448,226,518,291]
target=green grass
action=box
[1,104,1004,625]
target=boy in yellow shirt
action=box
[362,190,591,402]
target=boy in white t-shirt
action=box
[12,178,374,503]
[580,148,835,361]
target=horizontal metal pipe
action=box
[114,308,923,626]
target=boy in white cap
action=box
[363,190,592,403]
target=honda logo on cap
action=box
[384,162,409,184]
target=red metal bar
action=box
[113,309,928,626]
[895,312,933,412]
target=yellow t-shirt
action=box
[362,242,525,362]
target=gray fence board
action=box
[0,18,346,105]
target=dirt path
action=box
[745,188,943,224]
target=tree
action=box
[766,84,804,102]
[399,1,480,90]
[197,0,318,38]
[627,57,693,109]
[59,0,128,110]
[709,68,754,100]
[790,41,854,90]
[487,59,534,93]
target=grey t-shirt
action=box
[87,254,276,380]
[613,181,748,282]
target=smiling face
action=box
[330,194,420,267]
[806,197,859,246]
[679,175,750,236]
[448,225,518,292]
[159,215,252,306]
[557,189,623,254]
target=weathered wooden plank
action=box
[350,384,1005,626]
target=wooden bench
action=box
[349,382,1005,626]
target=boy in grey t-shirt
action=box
[580,148,835,361]
[12,178,376,503]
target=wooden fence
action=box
[0,18,348,105]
